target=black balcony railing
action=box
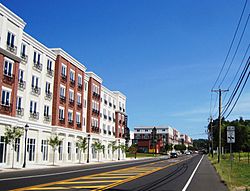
[69,99,74,106]
[21,54,28,63]
[104,130,107,134]
[70,79,75,86]
[44,115,51,122]
[78,83,82,90]
[59,118,65,124]
[31,86,41,95]
[0,103,12,113]
[104,100,107,105]
[33,62,43,72]
[61,74,67,82]
[60,95,66,103]
[91,126,99,133]
[77,102,82,108]
[16,108,24,116]
[113,105,116,109]
[103,115,107,119]
[92,109,99,115]
[108,117,112,121]
[93,92,100,99]
[109,102,112,107]
[108,131,111,135]
[120,107,122,111]
[113,132,116,136]
[7,44,17,54]
[3,73,15,85]
[30,112,39,120]
[76,122,81,128]
[47,68,54,77]
[113,118,116,122]
[123,109,125,112]
[68,120,74,125]
[45,91,52,100]
[18,80,26,90]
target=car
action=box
[170,152,178,158]
[185,151,191,155]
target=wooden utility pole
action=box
[210,117,214,158]
[212,89,228,163]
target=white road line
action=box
[0,158,159,182]
[182,154,204,191]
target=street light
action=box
[22,124,29,168]
[118,139,120,160]
[87,134,90,163]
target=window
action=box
[60,86,65,97]
[45,82,51,94]
[41,140,48,161]
[78,75,82,85]
[0,136,7,163]
[59,108,64,119]
[84,99,87,108]
[69,90,74,101]
[77,94,81,104]
[70,70,75,82]
[76,113,80,124]
[7,31,15,47]
[31,76,39,88]
[16,97,22,109]
[47,59,52,71]
[68,111,73,122]
[84,82,87,91]
[33,51,41,64]
[136,129,140,132]
[68,142,72,160]
[30,101,37,113]
[44,105,49,116]
[20,43,26,57]
[1,89,11,106]
[61,64,67,77]
[18,69,24,82]
[27,138,36,161]
[3,59,13,76]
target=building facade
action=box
[0,3,128,168]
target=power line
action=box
[219,14,250,87]
[211,0,248,90]
[224,71,250,119]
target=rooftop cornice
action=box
[86,71,103,84]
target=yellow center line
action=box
[70,185,106,189]
[27,187,69,190]
[57,180,117,184]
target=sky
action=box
[2,0,250,139]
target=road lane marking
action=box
[57,180,117,184]
[0,158,158,182]
[71,185,106,189]
[27,187,69,190]
[182,155,204,191]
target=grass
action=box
[209,152,250,191]
[126,152,162,158]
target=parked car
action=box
[185,151,191,155]
[170,152,178,158]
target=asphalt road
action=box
[0,154,224,191]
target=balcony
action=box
[119,120,122,124]
[30,112,39,120]
[20,54,28,63]
[44,115,51,122]
[60,95,66,103]
[113,105,116,109]
[103,130,107,134]
[78,83,82,90]
[69,99,74,106]
[113,118,116,122]
[92,109,99,116]
[92,92,100,99]
[104,100,107,105]
[103,114,107,120]
[46,68,54,77]
[33,62,43,72]
[7,44,17,55]
[31,86,41,96]
[122,121,125,126]
[108,116,112,121]
[16,108,24,117]
[68,119,74,125]
[3,73,15,85]
[59,118,65,124]
[77,102,82,108]
[0,103,12,114]
[70,79,75,87]
[45,91,52,100]
[120,107,122,111]
[108,131,111,135]
[18,80,26,91]
[76,122,81,128]
[61,74,67,82]
[91,126,99,133]
[109,102,112,107]
[113,132,116,136]
[123,109,125,112]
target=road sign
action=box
[227,126,235,143]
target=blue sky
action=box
[2,0,250,139]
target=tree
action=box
[119,144,127,159]
[165,143,173,153]
[174,144,186,152]
[92,140,104,162]
[76,137,87,163]
[48,135,62,165]
[128,144,138,159]
[108,141,118,160]
[4,126,23,168]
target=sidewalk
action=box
[187,155,228,191]
[0,156,156,173]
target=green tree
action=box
[48,135,62,165]
[108,141,118,160]
[4,126,23,168]
[92,140,104,162]
[76,137,87,163]
[165,143,173,153]
[174,144,186,152]
[128,144,138,159]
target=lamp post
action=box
[22,124,29,168]
[152,127,157,156]
[87,134,90,163]
[118,139,120,160]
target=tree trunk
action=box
[12,145,15,169]
[98,151,100,162]
[53,149,55,166]
[79,149,81,164]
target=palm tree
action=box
[76,137,87,163]
[108,141,118,160]
[92,140,104,162]
[48,135,62,165]
[4,126,23,168]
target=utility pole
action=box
[212,89,228,163]
[210,117,214,158]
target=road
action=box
[0,154,226,191]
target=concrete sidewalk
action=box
[187,155,228,191]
